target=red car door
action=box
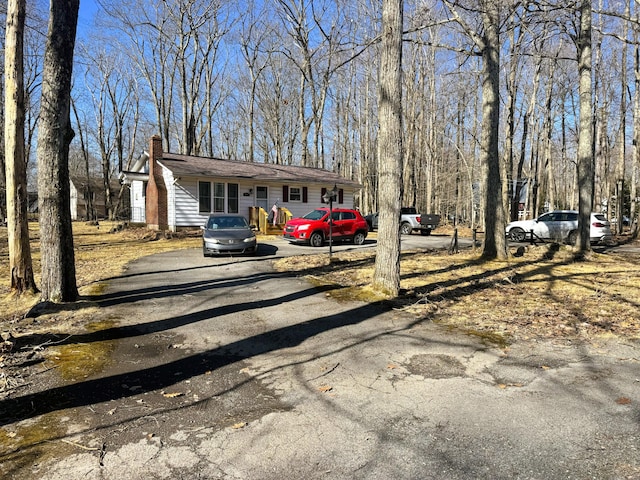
[328,210,343,239]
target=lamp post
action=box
[322,184,339,261]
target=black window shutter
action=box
[282,185,289,202]
[321,187,327,202]
[338,189,344,204]
[302,186,308,203]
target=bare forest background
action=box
[1,0,639,233]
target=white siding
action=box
[171,177,263,228]
[173,178,204,227]
[130,181,146,223]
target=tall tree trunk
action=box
[0,59,6,225]
[372,0,403,297]
[541,55,557,212]
[36,0,80,302]
[616,0,629,234]
[504,22,518,222]
[5,0,37,294]
[576,0,594,252]
[632,5,640,230]
[480,2,508,260]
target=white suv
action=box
[506,211,612,245]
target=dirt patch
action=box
[405,353,466,379]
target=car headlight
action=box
[205,238,221,245]
[243,236,256,243]
[298,224,310,231]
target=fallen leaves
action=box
[161,391,184,398]
[497,383,524,389]
[277,245,640,343]
[616,397,632,405]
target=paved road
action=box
[259,231,473,257]
[2,236,639,479]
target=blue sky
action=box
[77,0,99,38]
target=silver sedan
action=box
[202,214,257,256]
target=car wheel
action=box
[400,223,412,235]
[567,230,578,245]
[420,229,431,236]
[353,231,366,245]
[509,227,526,242]
[309,232,324,247]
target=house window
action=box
[283,185,307,203]
[213,182,225,212]
[289,187,302,202]
[201,181,241,214]
[83,190,95,202]
[228,183,239,213]
[199,181,212,213]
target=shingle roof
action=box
[158,153,361,188]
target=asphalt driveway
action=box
[1,238,639,479]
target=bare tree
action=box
[239,2,273,162]
[615,0,630,235]
[36,0,80,303]
[443,0,508,259]
[478,2,508,259]
[633,2,640,230]
[372,0,403,296]
[102,0,231,155]
[0,19,6,226]
[575,0,594,252]
[5,0,37,294]
[23,6,46,184]
[71,98,96,221]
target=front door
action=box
[329,210,343,238]
[256,186,268,211]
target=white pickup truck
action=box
[364,207,440,236]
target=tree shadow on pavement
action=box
[0,294,386,426]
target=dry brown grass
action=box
[273,242,640,345]
[0,221,201,320]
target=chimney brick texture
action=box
[145,135,168,230]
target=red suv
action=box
[283,207,369,247]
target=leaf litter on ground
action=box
[273,236,640,345]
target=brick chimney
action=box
[145,135,168,230]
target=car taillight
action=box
[592,222,606,227]
[416,216,421,223]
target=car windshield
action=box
[207,216,248,229]
[302,209,328,221]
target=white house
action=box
[119,136,362,232]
